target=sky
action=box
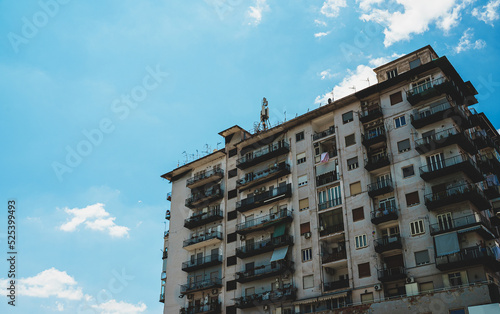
[1,1,500,313]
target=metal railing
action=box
[377,266,406,280]
[234,285,296,307]
[429,213,492,234]
[316,171,339,186]
[424,182,486,203]
[183,231,223,248]
[186,167,223,186]
[436,246,497,267]
[313,126,335,141]
[407,77,446,96]
[180,301,221,314]
[415,127,473,147]
[374,235,402,248]
[321,249,347,263]
[237,141,290,165]
[410,100,454,121]
[236,184,292,210]
[185,185,222,207]
[236,235,293,255]
[368,178,393,192]
[180,278,222,294]
[184,206,223,227]
[319,223,344,237]
[365,152,390,166]
[318,197,342,211]
[181,254,222,270]
[235,261,293,280]
[236,209,292,231]
[324,278,349,291]
[363,127,386,141]
[236,163,290,186]
[371,205,398,220]
[419,154,479,174]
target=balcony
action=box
[316,171,339,187]
[359,106,383,124]
[236,210,293,235]
[415,128,476,155]
[167,192,171,201]
[410,101,468,129]
[165,209,171,220]
[424,183,490,211]
[236,184,292,212]
[313,126,335,141]
[324,279,350,292]
[477,153,500,176]
[184,207,223,229]
[368,179,394,198]
[362,128,386,148]
[371,205,398,225]
[185,185,223,209]
[180,278,223,295]
[429,214,496,239]
[181,254,223,272]
[315,149,338,163]
[319,223,344,238]
[234,285,296,309]
[435,246,500,272]
[419,155,482,182]
[183,231,223,250]
[186,168,224,189]
[365,153,390,172]
[236,235,293,259]
[406,77,461,106]
[159,292,165,303]
[236,141,290,170]
[374,235,403,254]
[237,162,291,191]
[474,131,500,151]
[321,249,347,264]
[179,301,221,314]
[318,198,342,211]
[235,261,294,283]
[377,266,407,282]
[483,181,500,199]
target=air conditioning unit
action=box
[374,284,381,291]
[319,226,325,232]
[304,232,311,239]
[240,235,246,241]
[263,305,269,311]
[406,277,415,284]
[187,294,194,300]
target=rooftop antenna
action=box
[216,142,221,150]
[259,97,270,131]
[365,77,371,86]
[349,86,356,92]
[182,151,188,164]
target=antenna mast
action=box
[259,97,270,131]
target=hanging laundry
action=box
[321,152,329,163]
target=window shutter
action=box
[350,182,362,196]
[299,198,309,210]
[405,191,420,206]
[390,91,403,105]
[352,207,364,221]
[358,262,370,277]
[398,139,411,152]
[300,222,310,235]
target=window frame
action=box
[303,275,314,289]
[299,198,309,211]
[345,134,356,147]
[352,207,364,222]
[342,111,354,124]
[298,174,308,187]
[390,91,403,105]
[302,248,312,262]
[405,191,420,207]
[410,219,425,236]
[355,234,368,249]
[296,152,306,165]
[397,139,411,153]
[394,115,407,128]
[402,165,415,178]
[296,131,305,142]
[415,250,430,266]
[347,156,359,170]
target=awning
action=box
[273,223,286,237]
[270,246,288,262]
[435,232,460,257]
[316,161,336,175]
[317,291,348,301]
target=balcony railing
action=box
[236,163,291,191]
[371,205,398,225]
[424,182,490,211]
[235,261,294,283]
[473,131,500,151]
[429,213,494,238]
[406,77,461,106]
[166,192,171,201]
[181,254,223,272]
[365,153,390,171]
[414,127,476,155]
[316,171,339,187]
[362,128,386,147]
[234,285,297,309]
[315,149,338,163]
[318,197,342,211]
[236,209,293,234]
[477,152,500,175]
[236,235,293,258]
[419,154,482,182]
[236,141,290,169]
[183,231,223,248]
[180,278,223,294]
[359,106,383,124]
[411,101,470,129]
[180,301,221,314]
[184,206,223,229]
[368,179,394,198]
[186,167,224,188]
[374,235,403,254]
[377,266,407,282]
[319,223,344,237]
[436,246,500,271]
[321,249,347,264]
[236,183,292,212]
[324,279,350,292]
[185,185,223,209]
[313,126,335,141]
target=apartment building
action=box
[159,46,500,314]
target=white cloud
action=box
[91,299,147,314]
[321,0,347,18]
[359,0,474,46]
[0,268,83,300]
[472,0,500,25]
[60,203,130,238]
[454,28,486,53]
[314,19,327,26]
[368,53,404,67]
[314,31,331,38]
[247,0,270,25]
[358,0,384,11]
[319,69,336,80]
[56,301,64,311]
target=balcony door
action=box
[384,254,404,271]
[379,197,396,211]
[437,212,453,231]
[427,152,445,171]
[377,173,391,187]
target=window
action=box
[297,152,306,165]
[352,207,364,222]
[347,157,359,170]
[228,168,237,178]
[228,148,237,157]
[355,235,368,249]
[390,91,403,105]
[410,220,425,235]
[397,139,411,153]
[405,191,420,206]
[350,182,362,196]
[227,256,237,266]
[361,292,374,303]
[345,134,356,147]
[394,115,406,128]
[226,280,237,291]
[448,272,462,287]
[227,210,237,221]
[298,175,308,187]
[409,58,421,69]
[300,222,311,235]
[296,131,305,142]
[303,275,314,289]
[299,198,309,211]
[228,189,237,199]
[342,111,354,124]
[358,262,370,278]
[302,248,312,262]
[387,68,398,79]
[227,232,237,243]
[437,212,453,231]
[402,165,415,178]
[415,250,430,266]
[420,281,434,293]
[318,185,342,209]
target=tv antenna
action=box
[256,97,270,132]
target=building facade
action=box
[160,46,500,314]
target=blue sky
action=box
[1,1,499,313]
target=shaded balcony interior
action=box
[185,184,223,209]
[184,205,223,229]
[180,278,223,295]
[236,140,290,170]
[236,183,292,212]
[473,129,500,151]
[362,125,386,148]
[236,234,293,259]
[378,254,406,282]
[359,101,382,124]
[410,99,468,129]
[406,77,462,106]
[236,162,291,191]
[318,185,343,211]
[477,152,500,177]
[186,166,224,189]
[482,176,500,199]
[368,177,394,198]
[235,260,294,283]
[415,127,477,155]
[375,235,403,254]
[419,154,482,182]
[183,229,223,250]
[313,125,336,142]
[234,284,296,309]
[236,209,293,235]
[321,238,347,264]
[179,300,221,314]
[424,181,490,211]
[365,148,390,172]
[323,264,349,292]
[435,246,500,271]
[314,138,338,163]
[371,197,398,225]
[429,212,496,239]
[182,254,223,272]
[319,208,344,237]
